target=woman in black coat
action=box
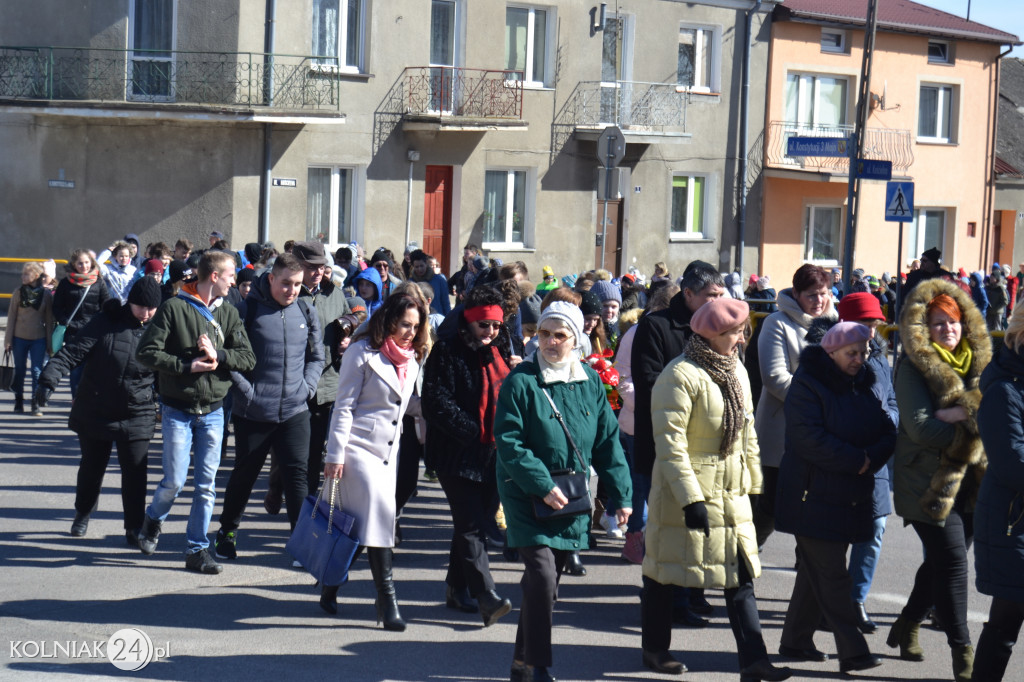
[36,278,161,544]
[974,307,1024,680]
[51,249,111,397]
[775,322,897,675]
[422,284,517,627]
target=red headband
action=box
[464,305,504,323]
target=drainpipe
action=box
[983,45,1013,270]
[405,159,414,248]
[258,0,277,244]
[736,0,762,277]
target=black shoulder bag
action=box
[532,388,592,520]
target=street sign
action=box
[885,181,914,222]
[855,159,892,181]
[597,125,625,168]
[786,136,851,157]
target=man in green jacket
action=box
[135,250,255,574]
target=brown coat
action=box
[4,287,53,348]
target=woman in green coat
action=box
[495,301,632,682]
[642,297,790,682]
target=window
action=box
[910,209,946,256]
[128,0,176,101]
[307,166,356,246]
[670,174,707,239]
[786,73,849,129]
[505,5,551,87]
[484,169,528,248]
[312,0,365,72]
[967,221,977,237]
[928,40,951,64]
[677,26,715,92]
[821,29,846,54]
[918,84,954,142]
[804,205,843,263]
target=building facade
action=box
[0,0,775,289]
[758,0,1019,283]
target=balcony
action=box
[762,121,914,177]
[395,66,526,132]
[0,46,344,122]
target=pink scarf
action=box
[380,336,416,389]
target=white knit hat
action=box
[538,301,585,350]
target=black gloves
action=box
[35,386,53,408]
[683,501,710,537]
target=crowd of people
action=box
[8,232,1024,682]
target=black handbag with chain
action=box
[531,388,592,520]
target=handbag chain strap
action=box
[541,388,587,473]
[311,477,341,535]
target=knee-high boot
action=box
[367,547,406,631]
[974,621,1017,682]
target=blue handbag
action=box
[286,479,360,587]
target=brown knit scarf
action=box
[684,334,744,455]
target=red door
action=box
[423,165,453,275]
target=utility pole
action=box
[841,0,878,284]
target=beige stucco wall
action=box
[761,19,1001,281]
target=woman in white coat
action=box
[320,289,431,630]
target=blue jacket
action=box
[975,344,1024,602]
[971,272,990,318]
[865,336,898,517]
[229,273,324,423]
[775,345,897,543]
[353,266,383,317]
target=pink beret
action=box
[821,321,873,353]
[690,297,749,338]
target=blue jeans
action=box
[146,405,224,553]
[849,515,887,603]
[12,336,46,396]
[619,432,649,533]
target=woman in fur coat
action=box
[887,278,991,682]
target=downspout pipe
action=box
[983,45,1013,270]
[737,0,762,278]
[259,0,277,244]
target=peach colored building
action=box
[758,0,1019,285]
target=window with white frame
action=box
[918,84,955,142]
[505,5,552,87]
[677,26,716,92]
[910,208,946,256]
[820,29,846,54]
[928,40,952,64]
[804,205,843,263]
[128,0,176,101]
[483,169,529,248]
[312,0,365,72]
[786,73,849,129]
[670,174,707,239]
[307,166,355,245]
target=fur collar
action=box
[899,278,991,409]
[798,344,876,394]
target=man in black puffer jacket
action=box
[37,277,162,545]
[214,253,324,561]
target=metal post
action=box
[895,221,904,322]
[601,165,612,268]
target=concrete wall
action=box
[761,19,1001,281]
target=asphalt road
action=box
[0,371,1018,682]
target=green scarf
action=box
[931,339,972,377]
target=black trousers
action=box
[903,510,973,647]
[975,597,1024,682]
[76,435,149,530]
[220,412,310,532]
[438,472,497,597]
[642,553,768,669]
[782,535,869,661]
[514,545,569,668]
[306,399,332,493]
[395,414,421,514]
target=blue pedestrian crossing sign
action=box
[885,181,914,222]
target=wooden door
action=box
[595,198,623,273]
[423,165,453,274]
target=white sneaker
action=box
[599,513,624,539]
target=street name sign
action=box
[855,159,892,181]
[786,136,851,157]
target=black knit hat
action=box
[236,268,258,284]
[579,289,602,317]
[168,259,196,284]
[127,276,162,309]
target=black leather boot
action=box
[856,602,878,633]
[320,584,340,615]
[13,394,24,413]
[563,551,586,576]
[974,621,1016,681]
[445,584,478,613]
[477,589,512,627]
[368,547,406,631]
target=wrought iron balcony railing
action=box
[400,66,523,119]
[559,80,712,130]
[0,46,340,111]
[763,121,914,174]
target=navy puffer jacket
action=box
[975,344,1024,602]
[775,345,897,543]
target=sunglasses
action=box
[537,329,572,343]
[475,321,502,331]
[372,262,389,270]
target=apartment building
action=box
[995,57,1024,270]
[0,0,774,285]
[758,0,1019,282]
